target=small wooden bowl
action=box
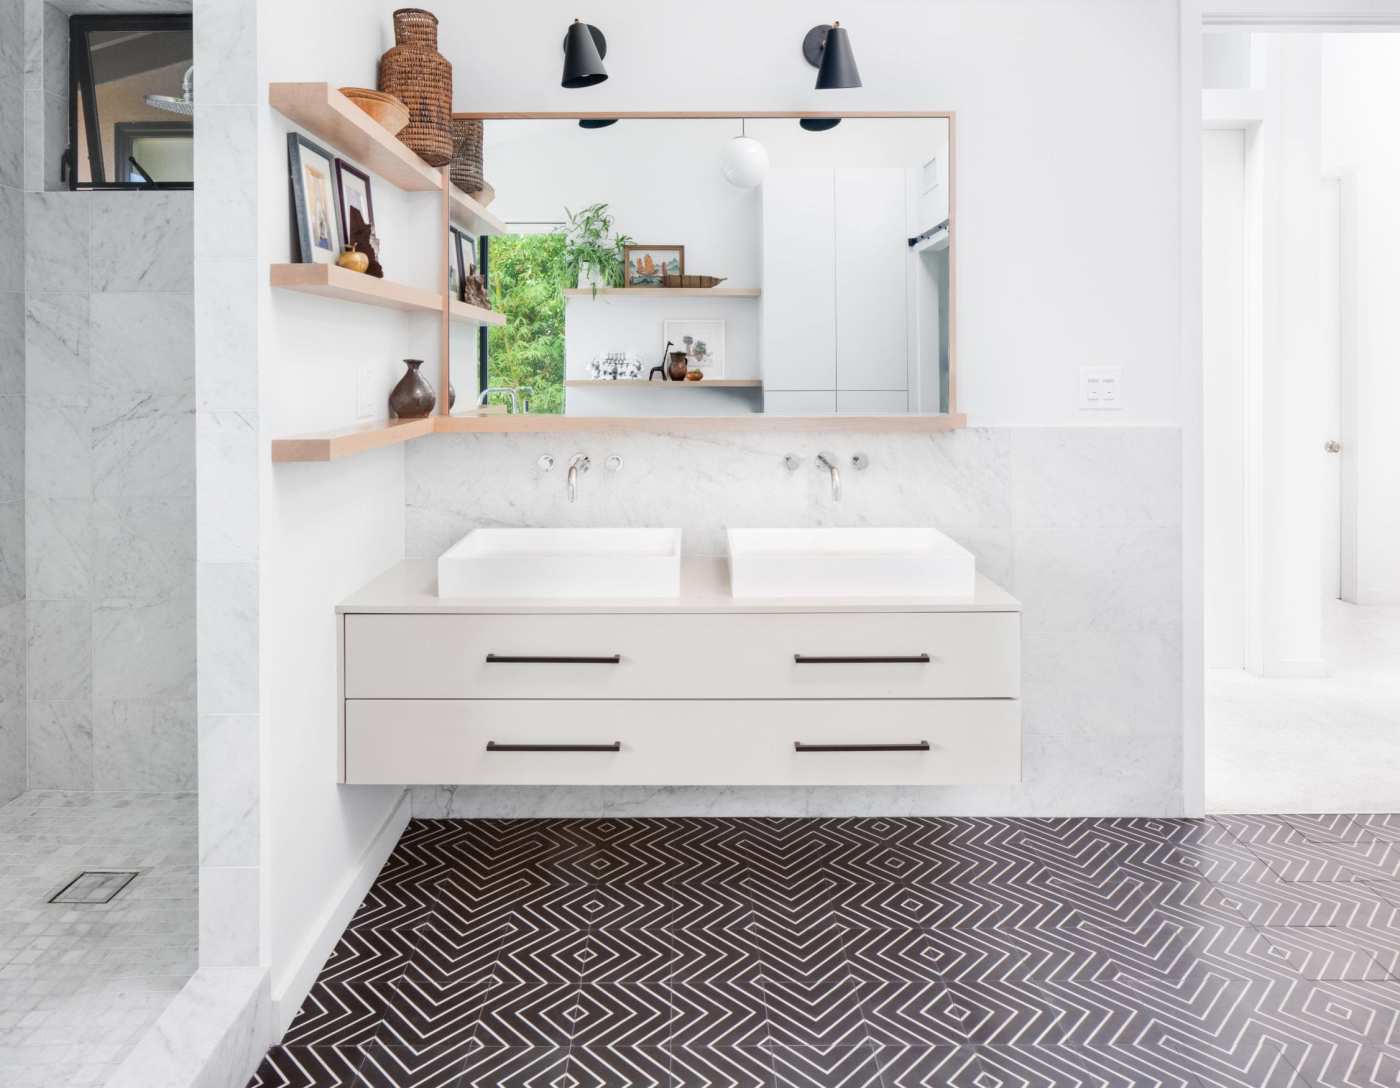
[340,88,410,135]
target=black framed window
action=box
[68,14,193,189]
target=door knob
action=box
[1325,440,1342,453]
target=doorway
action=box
[1201,30,1400,813]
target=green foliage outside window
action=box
[485,233,571,415]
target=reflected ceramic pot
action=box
[668,352,689,381]
[389,359,436,418]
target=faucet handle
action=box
[816,450,838,467]
[569,452,591,472]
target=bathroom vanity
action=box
[336,555,1022,787]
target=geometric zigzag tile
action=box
[246,814,1400,1088]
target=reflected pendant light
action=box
[802,21,862,89]
[562,19,608,88]
[721,119,769,188]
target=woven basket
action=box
[450,118,484,193]
[378,8,453,167]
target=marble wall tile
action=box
[193,0,256,106]
[0,700,22,805]
[196,410,257,564]
[198,715,258,867]
[194,107,255,260]
[0,500,21,605]
[24,192,87,292]
[1011,526,1182,639]
[0,76,22,191]
[92,497,195,599]
[40,0,65,101]
[199,866,259,968]
[194,260,256,412]
[24,291,88,396]
[0,189,21,293]
[26,598,90,702]
[91,394,194,498]
[90,192,194,292]
[0,293,23,393]
[0,397,22,503]
[21,78,42,194]
[0,0,21,78]
[27,698,92,788]
[197,562,257,715]
[89,293,194,396]
[93,698,196,790]
[92,594,196,702]
[24,395,89,499]
[25,495,90,600]
[40,90,64,192]
[1010,427,1181,529]
[0,599,24,705]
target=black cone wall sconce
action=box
[802,21,862,89]
[562,19,608,88]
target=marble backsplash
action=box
[404,425,1184,818]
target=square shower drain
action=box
[49,871,139,904]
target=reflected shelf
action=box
[564,379,762,388]
[562,287,761,299]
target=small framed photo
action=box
[449,225,474,300]
[664,317,725,377]
[287,133,342,265]
[623,244,684,287]
[334,159,374,243]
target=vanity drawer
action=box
[342,611,1020,700]
[342,698,1020,786]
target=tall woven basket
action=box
[450,118,484,193]
[377,8,453,167]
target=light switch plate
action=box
[1078,366,1122,411]
[356,361,377,420]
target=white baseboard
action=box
[1259,658,1331,678]
[272,789,411,1035]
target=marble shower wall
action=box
[1,0,26,805]
[23,190,195,790]
[405,425,1183,818]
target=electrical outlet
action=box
[356,361,377,420]
[1078,366,1122,411]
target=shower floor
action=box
[0,790,197,1086]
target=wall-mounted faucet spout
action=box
[816,451,842,501]
[567,453,591,502]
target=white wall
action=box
[1322,34,1400,604]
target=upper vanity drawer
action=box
[343,611,1020,700]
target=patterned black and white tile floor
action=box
[247,814,1400,1088]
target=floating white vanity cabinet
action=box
[336,558,1022,787]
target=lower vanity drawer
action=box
[342,698,1020,786]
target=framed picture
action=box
[334,159,374,244]
[287,133,342,265]
[623,244,684,287]
[449,226,474,300]
[663,318,725,377]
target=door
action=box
[1319,177,1342,600]
[1202,129,1249,667]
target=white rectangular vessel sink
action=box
[727,527,976,599]
[438,528,682,599]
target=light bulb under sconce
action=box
[721,120,769,188]
[562,19,608,89]
[802,21,862,89]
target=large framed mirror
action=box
[456,112,957,428]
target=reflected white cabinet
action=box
[759,169,836,391]
[761,167,909,407]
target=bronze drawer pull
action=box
[793,654,930,664]
[487,741,622,752]
[485,654,621,664]
[794,741,930,752]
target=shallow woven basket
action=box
[378,8,453,167]
[450,117,484,193]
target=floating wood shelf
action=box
[449,299,507,327]
[565,379,762,388]
[447,186,506,237]
[271,418,435,463]
[270,264,443,313]
[269,83,441,192]
[563,287,761,299]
